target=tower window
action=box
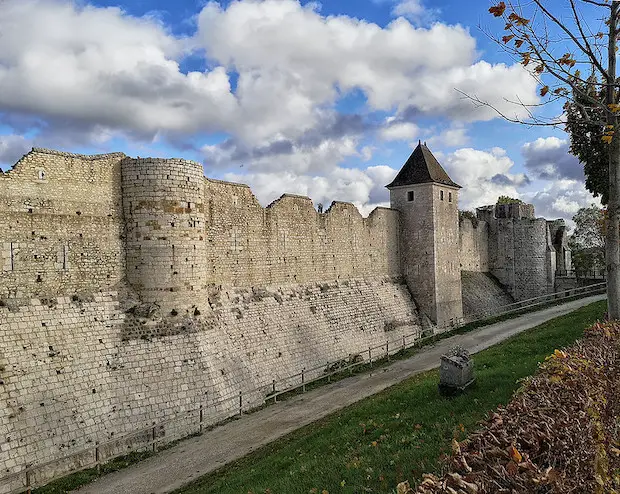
[440,190,444,201]
[448,192,452,203]
[407,191,414,202]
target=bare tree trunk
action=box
[606,1,620,319]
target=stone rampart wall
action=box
[0,152,401,312]
[202,179,401,289]
[122,157,207,310]
[459,218,489,272]
[0,149,126,300]
[489,218,551,300]
[0,280,420,489]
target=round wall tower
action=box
[122,157,206,313]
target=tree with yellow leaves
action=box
[486,0,620,318]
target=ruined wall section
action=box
[0,281,420,489]
[0,149,125,300]
[459,218,489,272]
[490,218,551,301]
[122,158,206,311]
[202,178,401,290]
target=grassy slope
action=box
[174,300,606,494]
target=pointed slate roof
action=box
[386,141,461,189]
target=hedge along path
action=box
[407,319,620,494]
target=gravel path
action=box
[75,294,605,494]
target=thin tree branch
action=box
[580,0,612,8]
[531,0,609,79]
[454,88,566,127]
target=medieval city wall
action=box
[121,157,401,312]
[459,218,489,272]
[429,184,462,326]
[202,177,401,289]
[0,149,126,300]
[389,184,437,324]
[0,148,567,487]
[488,218,551,301]
[0,151,419,487]
[0,281,420,489]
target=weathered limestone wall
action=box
[389,183,462,326]
[1,152,402,313]
[0,149,126,300]
[202,180,401,289]
[430,184,462,326]
[459,218,489,272]
[489,218,551,301]
[0,280,420,489]
[548,220,571,273]
[390,184,437,323]
[122,169,402,313]
[461,271,513,318]
[122,157,207,310]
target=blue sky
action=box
[0,0,603,222]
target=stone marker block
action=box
[439,346,475,395]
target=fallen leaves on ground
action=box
[397,321,620,493]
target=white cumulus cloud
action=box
[380,122,419,141]
[442,147,529,210]
[0,135,32,169]
[223,164,396,216]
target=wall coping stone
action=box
[31,148,126,160]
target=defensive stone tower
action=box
[387,142,463,326]
[122,157,207,312]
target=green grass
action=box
[32,451,155,494]
[174,300,606,494]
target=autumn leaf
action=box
[514,39,524,48]
[396,481,412,494]
[554,349,568,359]
[489,2,506,17]
[452,438,461,455]
[502,34,515,44]
[608,103,620,113]
[521,52,531,66]
[602,135,613,144]
[508,12,530,26]
[508,445,522,463]
[540,86,549,97]
[559,53,577,68]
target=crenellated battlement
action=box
[0,148,402,310]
